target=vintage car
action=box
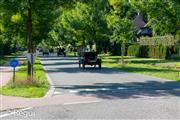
[79,52,101,69]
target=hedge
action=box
[127,44,179,59]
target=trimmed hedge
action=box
[127,44,179,59]
[127,45,140,57]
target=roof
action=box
[133,15,146,31]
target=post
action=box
[13,67,15,86]
[31,53,33,79]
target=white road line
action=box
[100,88,110,91]
[85,89,92,91]
[117,87,128,90]
[69,90,79,93]
[0,107,32,118]
[63,100,101,105]
[53,91,62,95]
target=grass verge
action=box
[0,58,49,98]
[102,56,180,81]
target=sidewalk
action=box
[0,67,13,87]
[0,56,25,87]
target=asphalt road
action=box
[2,56,180,120]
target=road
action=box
[1,56,180,119]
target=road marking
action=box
[85,89,92,91]
[53,91,62,95]
[117,87,128,90]
[69,90,79,93]
[63,100,101,105]
[100,88,110,91]
[0,107,32,118]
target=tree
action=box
[131,0,180,35]
[0,0,71,80]
[107,0,135,63]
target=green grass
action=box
[0,58,49,98]
[102,55,180,81]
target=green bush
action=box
[127,44,140,57]
[127,44,175,59]
[138,46,149,57]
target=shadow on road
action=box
[54,81,180,99]
[42,62,78,66]
[40,57,78,61]
[45,67,125,74]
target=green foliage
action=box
[131,0,180,35]
[127,44,179,59]
[148,45,168,59]
[0,0,179,55]
[139,35,180,46]
[127,44,140,57]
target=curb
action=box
[40,59,55,97]
[44,72,55,97]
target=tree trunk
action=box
[27,7,33,80]
[82,33,85,53]
[73,41,76,56]
[121,43,125,65]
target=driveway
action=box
[1,56,180,119]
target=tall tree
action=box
[0,0,71,79]
[107,0,135,62]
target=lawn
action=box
[0,58,49,98]
[102,56,180,81]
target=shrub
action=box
[127,44,140,57]
[127,44,174,59]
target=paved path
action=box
[0,67,12,87]
[0,56,26,87]
[1,56,180,119]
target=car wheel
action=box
[99,61,101,69]
[79,62,81,68]
[83,64,85,69]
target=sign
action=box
[10,59,19,68]
[26,53,36,64]
[10,59,19,86]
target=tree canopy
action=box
[0,0,179,55]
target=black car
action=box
[57,48,66,57]
[42,49,49,56]
[79,52,101,69]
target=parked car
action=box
[43,49,49,56]
[79,52,101,69]
[57,48,66,57]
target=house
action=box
[133,14,152,37]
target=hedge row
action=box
[127,44,180,59]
